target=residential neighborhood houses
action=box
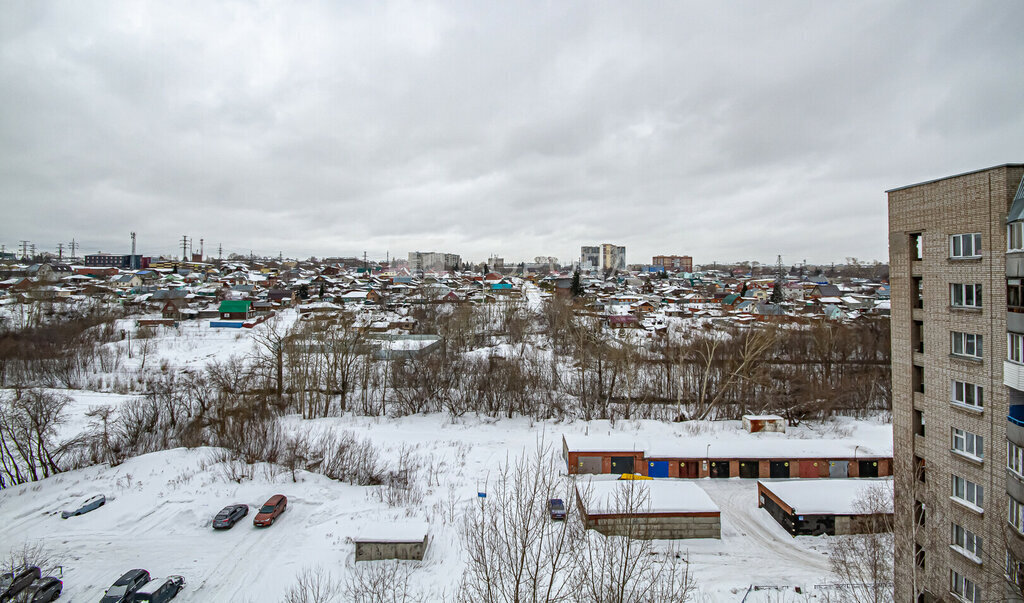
[0,249,890,339]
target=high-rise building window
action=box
[950,233,982,258]
[1010,333,1024,363]
[1011,496,1024,534]
[951,523,983,561]
[951,380,983,410]
[951,283,982,308]
[1010,222,1024,252]
[951,332,983,359]
[951,428,983,460]
[1009,442,1024,479]
[950,569,981,602]
[951,474,984,509]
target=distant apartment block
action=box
[580,244,625,271]
[652,255,693,272]
[84,253,149,270]
[408,251,460,272]
[889,163,1024,603]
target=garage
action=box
[678,461,699,479]
[798,460,822,478]
[709,460,730,478]
[739,461,760,479]
[829,461,849,478]
[577,456,602,474]
[858,460,879,477]
[647,461,669,478]
[353,521,429,561]
[770,461,790,478]
[610,456,635,474]
[576,479,721,539]
[757,479,893,536]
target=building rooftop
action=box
[885,163,1024,193]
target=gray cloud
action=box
[1,1,1022,265]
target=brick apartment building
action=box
[652,255,693,272]
[889,163,1024,602]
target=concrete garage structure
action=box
[563,433,891,480]
[757,478,894,536]
[575,479,721,539]
[353,522,429,561]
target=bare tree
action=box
[459,442,580,603]
[826,482,894,603]
[342,561,428,603]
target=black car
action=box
[129,576,184,603]
[548,498,566,520]
[0,567,40,602]
[12,577,61,602]
[100,569,149,603]
[211,504,248,529]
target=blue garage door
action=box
[647,461,669,478]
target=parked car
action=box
[100,569,149,603]
[211,504,248,529]
[548,498,566,521]
[0,566,40,602]
[128,576,184,603]
[253,495,287,527]
[11,577,61,602]
[60,494,105,519]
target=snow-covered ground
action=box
[0,410,891,601]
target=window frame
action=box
[951,283,983,309]
[951,522,983,561]
[951,569,981,603]
[1010,222,1024,253]
[952,474,984,509]
[1011,441,1024,478]
[951,380,984,410]
[951,427,983,460]
[951,331,983,359]
[950,233,982,259]
[1011,496,1024,534]
[1010,332,1024,364]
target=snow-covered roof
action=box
[759,478,893,515]
[577,479,719,515]
[563,429,892,459]
[351,519,429,543]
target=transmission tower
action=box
[57,243,64,260]
[181,235,188,261]
[68,238,78,260]
[19,240,29,260]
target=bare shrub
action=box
[342,561,427,603]
[2,540,65,574]
[312,429,385,486]
[281,565,342,603]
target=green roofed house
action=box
[218,300,255,320]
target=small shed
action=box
[353,521,429,562]
[575,479,720,539]
[742,414,786,434]
[757,478,893,536]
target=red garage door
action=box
[799,461,821,478]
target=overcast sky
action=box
[1,1,1022,266]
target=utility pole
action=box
[130,232,137,269]
[57,243,64,260]
[68,238,78,260]
[199,238,204,261]
[181,235,188,261]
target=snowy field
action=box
[0,307,892,601]
[0,407,891,601]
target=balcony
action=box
[1009,406,1024,449]
[1010,310,1024,334]
[1007,361,1024,392]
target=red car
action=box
[253,495,287,527]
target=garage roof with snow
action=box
[759,478,893,515]
[577,479,719,515]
